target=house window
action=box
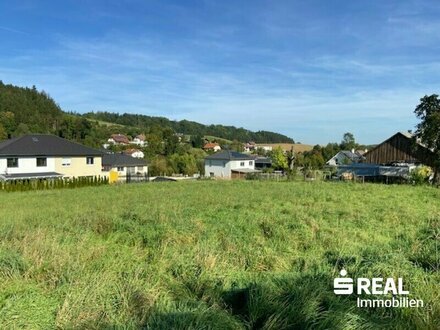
[62,158,71,166]
[36,157,47,167]
[102,165,111,171]
[210,172,214,177]
[240,162,245,166]
[249,161,253,166]
[86,157,94,165]
[138,166,144,172]
[222,161,226,167]
[117,166,124,171]
[7,158,18,168]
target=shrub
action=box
[410,166,433,185]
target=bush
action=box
[410,166,433,185]
[0,176,108,192]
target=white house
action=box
[0,134,103,181]
[204,150,260,179]
[131,134,146,147]
[326,150,365,166]
[203,142,221,152]
[107,134,130,145]
[102,153,148,182]
[243,142,256,153]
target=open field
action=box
[0,181,439,329]
[203,135,233,144]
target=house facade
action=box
[204,151,259,178]
[243,142,256,153]
[108,134,130,145]
[132,134,146,147]
[0,134,103,181]
[203,142,221,152]
[102,153,148,182]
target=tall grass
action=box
[0,181,438,329]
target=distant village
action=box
[0,129,436,186]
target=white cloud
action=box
[1,0,440,144]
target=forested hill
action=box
[0,82,294,144]
[82,112,294,143]
[0,81,64,136]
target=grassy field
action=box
[0,181,438,329]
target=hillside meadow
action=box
[0,181,439,329]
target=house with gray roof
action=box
[204,150,260,179]
[0,134,103,181]
[102,152,148,182]
[326,150,366,166]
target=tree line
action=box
[82,111,294,143]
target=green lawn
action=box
[0,181,438,329]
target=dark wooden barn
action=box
[364,132,434,166]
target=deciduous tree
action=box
[340,132,356,150]
[414,94,440,182]
[271,146,288,170]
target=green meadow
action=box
[0,181,438,329]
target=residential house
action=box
[102,153,148,182]
[108,134,130,145]
[326,150,365,166]
[124,148,145,159]
[203,142,221,152]
[243,142,256,153]
[132,134,146,147]
[0,134,103,181]
[204,150,259,179]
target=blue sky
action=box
[1,0,439,144]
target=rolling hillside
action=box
[0,82,294,144]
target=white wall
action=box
[230,159,254,171]
[205,159,230,178]
[0,157,55,175]
[204,159,254,178]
